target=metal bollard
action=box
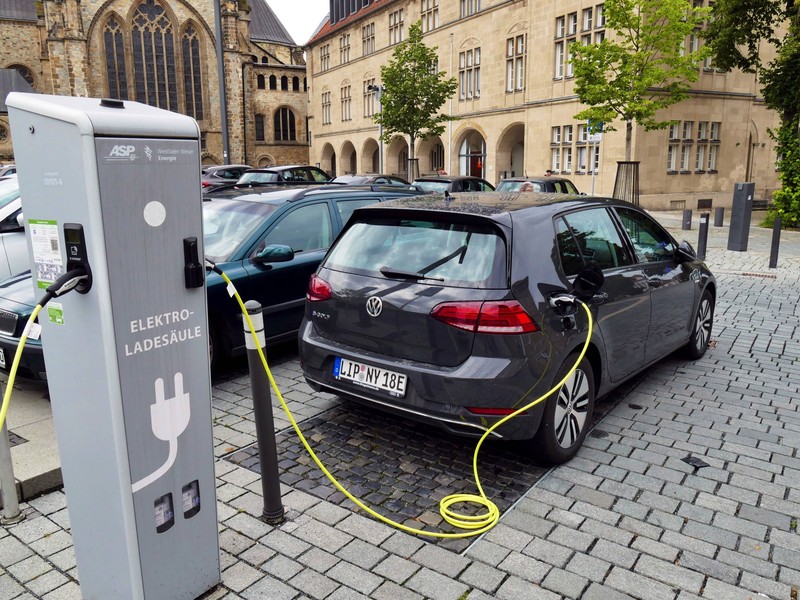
[713,206,724,227]
[769,217,782,269]
[0,421,25,524]
[697,213,709,260]
[682,209,692,230]
[243,300,285,525]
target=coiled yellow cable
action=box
[221,270,593,539]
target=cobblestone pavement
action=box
[2,211,800,599]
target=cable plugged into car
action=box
[215,262,598,539]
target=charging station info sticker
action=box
[47,302,64,325]
[28,219,64,289]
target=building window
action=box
[132,0,178,110]
[430,143,445,170]
[710,121,721,141]
[104,18,128,100]
[682,121,694,140]
[564,125,574,143]
[554,41,565,78]
[362,22,375,55]
[322,91,331,125]
[669,123,679,140]
[181,24,204,120]
[680,145,691,171]
[594,30,605,43]
[667,145,678,171]
[596,4,605,27]
[592,145,600,173]
[577,123,588,142]
[460,0,480,18]
[695,145,706,172]
[340,34,351,64]
[577,146,587,172]
[341,85,352,121]
[269,75,277,90]
[459,47,481,100]
[582,8,593,31]
[281,76,288,91]
[255,113,265,141]
[274,108,296,141]
[363,79,376,117]
[708,145,718,171]
[551,147,561,172]
[506,35,525,92]
[389,9,404,45]
[555,16,565,38]
[552,126,562,144]
[568,12,578,36]
[422,0,439,32]
[257,74,265,89]
[293,77,300,91]
[698,121,709,140]
[320,44,330,72]
[562,147,573,173]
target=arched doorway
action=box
[320,143,336,177]
[457,130,487,178]
[386,136,409,178]
[341,141,357,175]
[417,135,445,176]
[496,123,525,180]
[361,138,380,173]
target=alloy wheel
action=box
[554,369,590,449]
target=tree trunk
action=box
[408,134,416,182]
[625,121,633,162]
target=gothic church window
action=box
[182,23,204,120]
[103,18,128,99]
[132,0,178,110]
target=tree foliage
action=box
[570,0,711,160]
[376,21,458,178]
[705,0,800,226]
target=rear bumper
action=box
[0,335,46,380]
[298,320,550,441]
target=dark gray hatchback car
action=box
[298,194,715,464]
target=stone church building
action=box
[0,0,313,167]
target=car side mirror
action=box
[17,213,24,228]
[572,261,604,299]
[676,240,697,262]
[252,244,294,264]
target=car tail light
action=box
[307,274,332,302]
[201,181,212,187]
[431,300,538,334]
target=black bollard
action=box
[682,209,692,230]
[697,213,709,260]
[243,300,285,525]
[769,217,782,269]
[713,206,724,227]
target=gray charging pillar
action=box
[727,182,755,251]
[7,94,220,599]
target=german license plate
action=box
[0,347,5,369]
[333,357,407,397]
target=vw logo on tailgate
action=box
[365,296,383,317]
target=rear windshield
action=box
[324,217,507,288]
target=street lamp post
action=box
[368,84,383,174]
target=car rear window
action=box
[412,180,449,193]
[324,217,508,288]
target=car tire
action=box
[684,289,714,360]
[531,354,595,465]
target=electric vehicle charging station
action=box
[6,93,220,599]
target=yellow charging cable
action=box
[0,305,44,432]
[220,269,594,539]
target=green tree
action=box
[570,0,711,161]
[705,0,800,226]
[376,21,458,180]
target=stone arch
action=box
[361,138,380,173]
[496,122,526,180]
[340,140,357,175]
[386,136,409,178]
[320,143,336,177]
[453,126,488,178]
[256,154,276,167]
[416,135,445,176]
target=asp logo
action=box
[107,144,137,161]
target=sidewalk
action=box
[2,210,799,599]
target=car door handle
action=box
[591,292,608,305]
[648,278,661,288]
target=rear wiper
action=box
[379,267,444,281]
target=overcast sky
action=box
[266,0,330,46]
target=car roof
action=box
[501,176,574,184]
[353,192,621,219]
[204,183,423,205]
[413,175,486,182]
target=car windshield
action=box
[0,178,20,209]
[496,181,524,192]
[237,171,280,184]
[412,180,450,193]
[202,199,278,262]
[325,216,507,288]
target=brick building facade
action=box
[0,0,310,168]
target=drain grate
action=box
[8,431,28,447]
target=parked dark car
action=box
[0,164,17,178]
[412,175,495,193]
[332,174,410,186]
[201,164,253,190]
[298,194,716,464]
[0,184,426,379]
[496,176,580,194]
[236,165,332,186]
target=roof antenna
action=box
[444,190,452,206]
